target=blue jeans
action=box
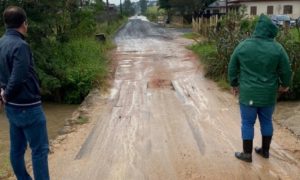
[239,103,275,140]
[5,105,49,180]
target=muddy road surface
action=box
[49,17,300,180]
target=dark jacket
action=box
[228,14,292,107]
[0,29,41,106]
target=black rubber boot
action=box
[255,136,272,158]
[235,140,253,163]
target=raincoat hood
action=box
[252,14,278,39]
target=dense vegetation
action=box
[158,0,216,23]
[145,6,166,22]
[190,12,300,99]
[158,0,216,15]
[0,0,127,104]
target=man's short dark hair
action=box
[3,6,27,29]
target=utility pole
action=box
[106,0,110,25]
[226,0,228,14]
[120,0,123,15]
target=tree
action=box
[159,0,171,10]
[194,0,217,15]
[94,0,105,11]
[140,0,147,15]
[0,0,107,103]
[123,0,135,16]
[159,0,217,16]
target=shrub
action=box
[146,6,166,22]
[70,9,97,37]
[36,38,109,104]
[207,12,250,80]
[277,27,300,99]
[96,16,127,36]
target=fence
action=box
[192,15,219,37]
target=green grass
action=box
[76,115,89,125]
[188,42,217,62]
[188,42,231,90]
[182,32,201,40]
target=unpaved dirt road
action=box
[48,16,300,180]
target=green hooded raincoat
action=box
[228,14,292,107]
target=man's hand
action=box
[231,87,239,96]
[278,86,289,93]
[0,89,4,110]
[1,88,6,103]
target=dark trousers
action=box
[5,105,49,180]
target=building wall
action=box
[242,1,300,18]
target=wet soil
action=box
[47,16,300,180]
[275,102,300,137]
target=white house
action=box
[229,0,300,18]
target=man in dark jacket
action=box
[228,14,292,163]
[0,6,49,179]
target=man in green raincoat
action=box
[228,14,292,163]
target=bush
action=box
[34,15,127,104]
[70,9,97,37]
[0,2,128,104]
[36,38,109,104]
[96,16,127,36]
[190,42,220,79]
[146,6,166,22]
[189,42,230,89]
[277,27,300,99]
[207,12,249,80]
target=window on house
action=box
[213,9,220,14]
[267,6,273,15]
[250,6,257,15]
[283,5,293,14]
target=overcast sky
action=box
[108,0,139,5]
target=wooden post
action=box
[106,0,110,25]
[192,18,194,32]
[200,17,202,35]
[198,18,200,33]
[204,17,206,36]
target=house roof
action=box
[208,0,227,8]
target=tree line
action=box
[0,0,126,103]
[158,0,216,17]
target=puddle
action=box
[147,79,175,90]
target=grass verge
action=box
[187,41,231,90]
[182,32,201,40]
